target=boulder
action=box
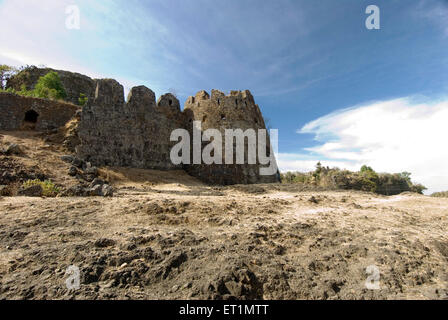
[62,184,87,197]
[1,171,16,183]
[68,166,78,177]
[84,166,98,176]
[89,178,105,188]
[72,157,84,168]
[5,144,22,156]
[18,185,43,197]
[0,185,12,196]
[83,174,96,183]
[88,184,103,196]
[61,155,75,163]
[102,184,114,197]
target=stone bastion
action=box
[1,72,280,185]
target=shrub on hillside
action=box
[18,84,34,97]
[22,179,60,197]
[3,70,68,101]
[34,71,67,100]
[280,164,426,196]
[78,93,88,106]
[431,191,448,198]
[0,84,34,96]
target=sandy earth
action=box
[0,131,448,300]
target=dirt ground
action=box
[0,131,448,300]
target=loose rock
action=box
[18,185,43,197]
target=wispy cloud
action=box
[0,0,107,78]
[0,0,326,99]
[277,153,359,173]
[415,0,448,36]
[286,97,448,194]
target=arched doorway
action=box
[23,110,39,130]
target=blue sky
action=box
[1,0,447,192]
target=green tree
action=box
[34,71,67,100]
[399,172,412,184]
[360,165,374,173]
[359,165,379,192]
[18,84,34,97]
[410,183,427,195]
[313,161,323,180]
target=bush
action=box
[18,84,34,97]
[280,164,426,196]
[409,184,427,194]
[22,179,60,197]
[34,71,67,100]
[3,69,68,101]
[431,191,448,198]
[1,84,33,97]
[78,93,88,106]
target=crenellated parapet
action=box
[76,80,184,170]
[3,68,279,185]
[184,89,265,132]
[71,83,279,184]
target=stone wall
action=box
[6,67,97,105]
[4,67,280,185]
[0,92,79,131]
[71,82,279,184]
[183,90,279,184]
[75,80,185,170]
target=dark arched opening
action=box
[24,110,39,123]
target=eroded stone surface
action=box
[0,92,79,131]
[183,89,280,185]
[74,84,279,184]
[3,67,280,185]
[76,80,185,170]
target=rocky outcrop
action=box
[6,66,96,105]
[0,92,79,131]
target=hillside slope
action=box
[0,131,447,300]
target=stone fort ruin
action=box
[0,92,78,131]
[2,68,280,185]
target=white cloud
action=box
[0,1,90,72]
[0,0,142,92]
[282,97,448,194]
[277,153,359,173]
